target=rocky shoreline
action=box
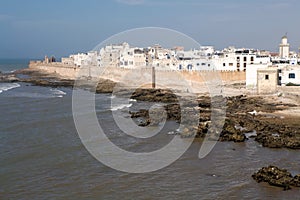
[1,68,299,148]
[129,89,300,146]
[2,68,300,190]
[1,69,117,93]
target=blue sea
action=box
[1,59,300,199]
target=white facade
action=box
[247,64,300,88]
[279,65,300,85]
[61,57,74,65]
[246,63,272,89]
[120,47,147,68]
[210,47,271,71]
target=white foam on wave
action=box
[50,88,67,96]
[4,87,67,98]
[110,103,132,111]
[0,83,21,94]
[49,88,66,98]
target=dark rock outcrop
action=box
[252,165,300,190]
[0,73,19,82]
[219,119,246,142]
[131,88,178,103]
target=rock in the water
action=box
[255,130,300,149]
[131,88,178,103]
[0,73,19,82]
[291,174,300,187]
[219,119,246,142]
[252,165,300,190]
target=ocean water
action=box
[0,59,31,73]
[1,60,300,199]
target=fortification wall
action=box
[29,62,79,79]
[97,67,246,85]
[28,63,246,91]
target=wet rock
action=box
[291,175,300,187]
[130,109,148,118]
[180,127,197,138]
[131,88,178,103]
[22,78,74,88]
[0,73,19,82]
[255,130,300,149]
[219,119,246,142]
[95,79,116,93]
[252,165,300,190]
[137,119,151,127]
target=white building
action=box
[246,63,272,89]
[72,53,88,67]
[120,47,147,68]
[210,47,271,72]
[61,57,74,65]
[99,43,129,67]
[279,65,300,85]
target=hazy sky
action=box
[1,0,299,58]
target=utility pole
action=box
[152,66,156,89]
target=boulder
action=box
[252,165,298,190]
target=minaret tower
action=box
[279,34,290,58]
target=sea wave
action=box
[129,99,137,102]
[110,103,132,111]
[50,88,67,97]
[0,83,21,94]
[1,87,67,98]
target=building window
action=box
[229,63,233,66]
[208,64,211,67]
[237,57,240,60]
[251,57,254,62]
[223,63,226,67]
[197,63,200,66]
[265,75,269,80]
[289,73,296,79]
[244,63,247,68]
[244,57,247,62]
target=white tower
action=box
[279,35,290,58]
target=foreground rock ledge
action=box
[252,165,300,190]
